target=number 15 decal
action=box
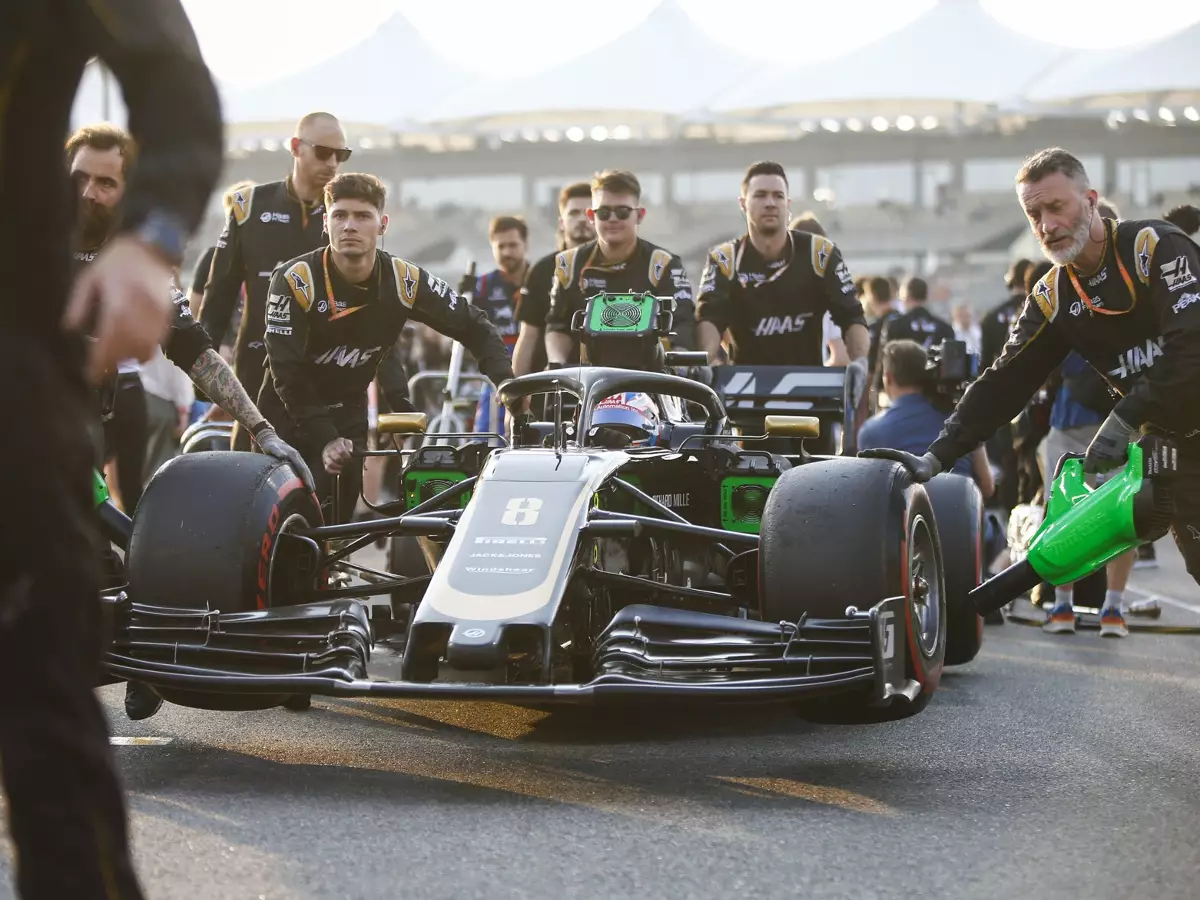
[501,497,542,526]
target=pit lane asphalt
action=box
[2,537,1198,900]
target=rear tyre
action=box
[759,457,946,722]
[126,451,323,711]
[925,473,985,666]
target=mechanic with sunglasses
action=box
[545,169,694,366]
[867,148,1200,590]
[200,111,353,450]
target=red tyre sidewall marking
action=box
[254,476,318,610]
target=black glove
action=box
[1083,410,1137,475]
[256,427,317,495]
[858,448,943,483]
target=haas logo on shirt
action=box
[312,344,384,369]
[1109,337,1164,380]
[754,312,813,336]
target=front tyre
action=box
[759,457,946,722]
[125,451,323,711]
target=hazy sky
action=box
[181,0,1200,88]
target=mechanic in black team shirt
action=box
[879,277,955,350]
[694,161,870,401]
[980,258,1033,372]
[866,148,1200,586]
[514,181,595,376]
[2,3,223,897]
[261,173,515,519]
[545,170,694,365]
[201,111,351,449]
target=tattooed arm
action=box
[187,348,265,432]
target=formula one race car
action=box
[100,292,984,722]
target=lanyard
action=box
[321,247,338,310]
[321,247,376,314]
[1065,219,1137,315]
[735,231,794,287]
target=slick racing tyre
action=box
[179,420,233,454]
[924,473,985,666]
[126,451,322,711]
[759,457,946,722]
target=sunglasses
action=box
[300,139,352,163]
[591,205,638,221]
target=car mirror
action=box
[377,412,427,435]
[764,415,820,439]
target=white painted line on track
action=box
[110,736,173,746]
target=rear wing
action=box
[712,366,846,415]
[711,365,857,455]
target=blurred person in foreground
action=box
[259,173,515,520]
[863,148,1200,610]
[0,2,223,897]
[546,170,693,365]
[514,181,595,376]
[201,111,351,449]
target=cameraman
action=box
[858,340,994,494]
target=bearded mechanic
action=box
[68,124,315,492]
[867,148,1200,586]
[261,173,515,518]
[694,161,870,396]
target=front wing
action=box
[102,593,917,707]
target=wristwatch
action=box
[133,210,189,266]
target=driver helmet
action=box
[591,392,662,447]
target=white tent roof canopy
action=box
[1024,21,1200,104]
[426,0,761,125]
[710,0,1078,115]
[220,12,476,128]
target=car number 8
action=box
[501,497,542,526]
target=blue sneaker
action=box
[1042,602,1076,634]
[1099,606,1129,638]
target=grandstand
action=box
[72,0,1200,311]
